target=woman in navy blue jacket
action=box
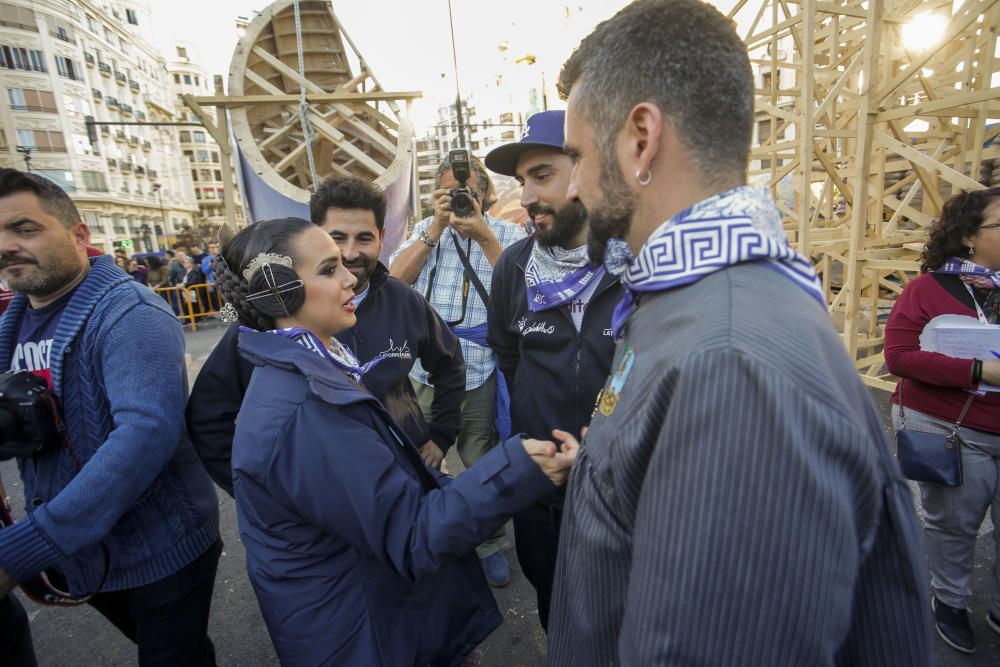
[214,218,578,666]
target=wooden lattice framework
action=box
[733,0,1000,391]
[222,0,419,200]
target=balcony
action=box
[147,169,158,179]
[120,103,133,116]
[91,88,102,101]
[49,30,73,44]
[10,103,57,113]
[99,63,111,77]
[114,72,126,85]
[0,19,38,32]
[119,161,132,172]
[127,135,139,147]
[129,80,140,93]
[115,130,126,143]
[107,157,117,170]
[135,166,145,178]
[84,53,95,66]
[135,110,146,121]
[105,96,119,109]
[142,140,151,152]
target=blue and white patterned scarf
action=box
[248,326,384,381]
[936,257,1000,290]
[524,242,605,312]
[606,186,824,337]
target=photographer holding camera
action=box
[0,170,221,665]
[390,151,526,586]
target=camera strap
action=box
[0,477,110,606]
[449,230,490,306]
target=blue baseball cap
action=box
[484,110,566,177]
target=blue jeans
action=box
[0,593,37,667]
[49,539,221,666]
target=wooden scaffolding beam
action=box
[734,0,1000,391]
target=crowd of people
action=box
[0,0,998,665]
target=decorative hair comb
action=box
[243,253,293,282]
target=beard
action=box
[586,158,635,265]
[0,245,84,297]
[529,201,588,249]
[344,255,377,293]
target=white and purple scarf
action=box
[524,242,605,312]
[936,257,1000,290]
[252,326,384,381]
[607,186,824,337]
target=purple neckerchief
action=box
[525,263,606,313]
[246,326,384,381]
[606,186,824,338]
[936,257,1000,289]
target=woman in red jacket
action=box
[885,187,1000,654]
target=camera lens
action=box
[451,190,474,218]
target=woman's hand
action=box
[522,429,581,486]
[981,359,1000,386]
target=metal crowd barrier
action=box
[153,283,221,332]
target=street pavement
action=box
[1,322,996,665]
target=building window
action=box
[193,131,206,143]
[183,150,194,160]
[0,3,37,32]
[82,170,108,192]
[199,169,212,181]
[36,169,75,191]
[55,56,82,81]
[211,151,219,162]
[86,14,98,32]
[500,112,514,124]
[196,150,209,162]
[193,76,199,86]
[176,46,187,59]
[190,169,198,182]
[179,130,191,142]
[214,169,222,181]
[173,73,180,84]
[15,129,66,152]
[183,74,191,85]
[126,9,138,25]
[7,88,57,112]
[0,45,46,72]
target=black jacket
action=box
[487,237,622,446]
[186,262,466,496]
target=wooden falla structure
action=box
[733,0,1000,390]
[183,0,420,223]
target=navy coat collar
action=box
[237,328,376,409]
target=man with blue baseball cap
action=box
[485,110,622,631]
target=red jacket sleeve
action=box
[884,276,975,389]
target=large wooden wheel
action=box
[228,0,413,200]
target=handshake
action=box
[522,430,581,486]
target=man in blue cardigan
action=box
[0,170,221,665]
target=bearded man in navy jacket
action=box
[0,169,221,665]
[187,176,466,493]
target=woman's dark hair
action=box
[214,217,313,331]
[146,255,164,270]
[921,187,1000,272]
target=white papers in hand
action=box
[920,314,1000,392]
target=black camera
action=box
[448,149,478,219]
[0,371,62,459]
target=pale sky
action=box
[147,0,742,130]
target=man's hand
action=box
[430,189,452,237]
[0,566,15,597]
[450,195,495,246]
[419,441,445,469]
[522,429,581,486]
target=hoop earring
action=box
[635,168,652,187]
